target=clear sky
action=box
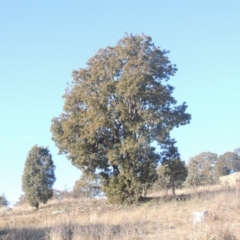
[1,1,240,206]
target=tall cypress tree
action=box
[51,34,191,204]
[22,145,56,208]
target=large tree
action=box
[214,152,240,177]
[22,145,56,209]
[185,152,218,186]
[51,34,191,203]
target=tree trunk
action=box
[172,182,176,196]
[142,187,147,197]
[35,202,39,210]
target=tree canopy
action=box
[156,141,187,195]
[185,152,218,186]
[214,152,240,177]
[157,160,187,196]
[72,173,101,198]
[51,34,191,203]
[22,145,56,208]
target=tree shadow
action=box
[141,186,237,204]
[0,227,48,240]
[0,221,155,240]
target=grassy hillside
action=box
[220,172,240,186]
[1,184,240,239]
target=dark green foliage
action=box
[214,152,240,177]
[0,193,8,207]
[157,160,187,196]
[51,34,191,204]
[185,152,218,186]
[22,145,56,208]
[156,141,187,195]
[102,173,145,203]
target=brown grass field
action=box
[1,176,240,240]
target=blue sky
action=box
[1,1,240,205]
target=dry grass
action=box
[1,185,240,239]
[220,172,240,186]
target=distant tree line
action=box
[153,148,240,195]
[185,148,240,187]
